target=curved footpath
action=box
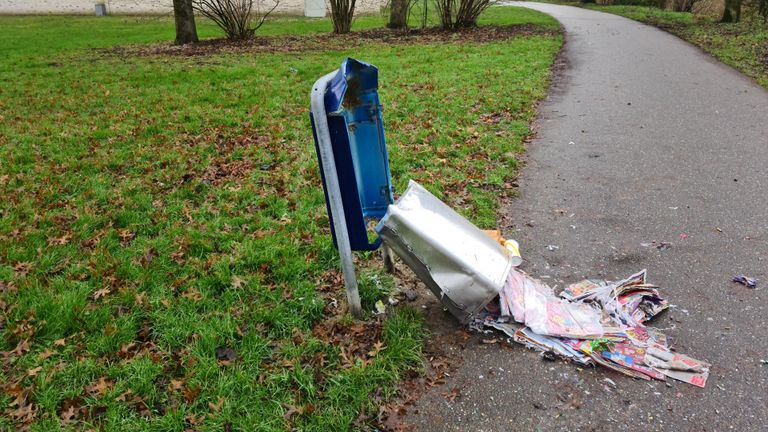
[405,3,768,431]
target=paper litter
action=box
[478,267,709,388]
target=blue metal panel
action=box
[311,58,394,251]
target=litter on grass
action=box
[376,180,710,388]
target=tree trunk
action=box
[173,0,199,44]
[388,0,408,29]
[721,0,741,22]
[329,0,356,34]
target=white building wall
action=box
[0,0,385,15]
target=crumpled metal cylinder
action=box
[376,180,514,323]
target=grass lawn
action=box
[561,3,768,88]
[0,7,561,431]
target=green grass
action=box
[0,7,562,430]
[570,4,768,88]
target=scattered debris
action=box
[215,346,238,362]
[656,242,672,251]
[376,180,710,389]
[403,290,419,302]
[484,269,707,387]
[679,233,689,240]
[732,275,757,289]
[541,351,558,362]
[374,300,386,315]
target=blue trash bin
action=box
[310,58,394,251]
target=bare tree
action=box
[388,0,408,29]
[435,0,493,30]
[173,0,199,44]
[329,0,356,33]
[192,0,279,40]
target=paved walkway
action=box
[405,3,768,431]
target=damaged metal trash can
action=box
[376,181,514,323]
[310,58,394,316]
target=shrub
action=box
[192,0,279,40]
[434,0,494,30]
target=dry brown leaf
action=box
[86,377,113,396]
[13,262,32,277]
[169,379,184,391]
[230,276,245,289]
[115,389,133,402]
[117,229,135,243]
[26,366,43,377]
[93,287,111,300]
[208,396,225,412]
[11,339,30,356]
[170,248,185,264]
[443,387,462,403]
[181,288,203,302]
[60,405,77,425]
[367,341,385,358]
[283,403,303,421]
[38,349,56,360]
[134,292,146,306]
[53,338,66,346]
[0,280,17,294]
[48,233,72,246]
[183,384,201,403]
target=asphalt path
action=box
[404,3,768,431]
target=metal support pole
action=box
[311,72,363,318]
[382,244,395,274]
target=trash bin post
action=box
[311,72,363,318]
[382,245,395,274]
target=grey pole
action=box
[310,72,363,318]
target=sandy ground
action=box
[0,0,384,15]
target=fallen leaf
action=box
[181,288,203,302]
[54,338,66,346]
[115,389,133,402]
[134,292,146,306]
[93,288,111,300]
[443,387,462,403]
[61,405,77,425]
[27,366,43,377]
[367,341,385,357]
[170,248,185,263]
[169,379,184,391]
[117,229,134,243]
[283,403,304,421]
[230,276,246,289]
[183,384,200,403]
[38,349,56,360]
[208,396,225,412]
[85,377,113,396]
[48,233,72,246]
[11,339,30,356]
[13,262,32,277]
[0,280,17,294]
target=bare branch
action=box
[192,0,279,39]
